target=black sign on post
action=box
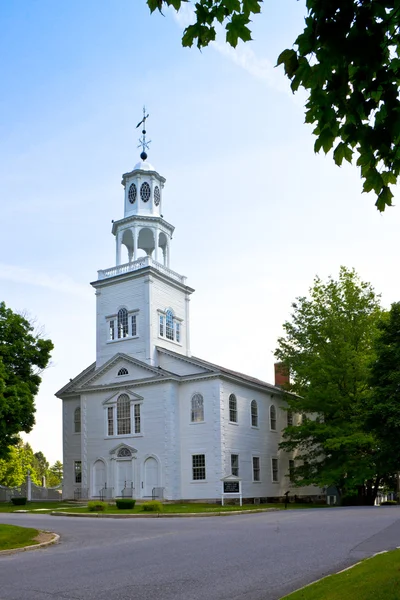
[224,481,240,494]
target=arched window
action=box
[117,394,131,435]
[117,447,132,458]
[191,393,204,422]
[166,310,174,340]
[229,394,237,423]
[74,407,81,433]
[117,368,129,376]
[270,405,277,431]
[117,308,128,339]
[251,400,258,427]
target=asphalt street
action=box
[1,506,400,600]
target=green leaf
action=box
[333,142,353,166]
[376,186,394,211]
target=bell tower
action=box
[92,109,194,368]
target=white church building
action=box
[57,134,317,502]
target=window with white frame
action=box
[107,407,114,436]
[272,458,279,482]
[107,309,139,341]
[251,400,258,427]
[270,405,277,430]
[74,407,81,433]
[229,394,237,423]
[287,410,293,427]
[192,454,206,480]
[74,460,82,484]
[289,459,295,483]
[117,394,131,435]
[231,454,239,477]
[158,309,182,343]
[252,456,260,482]
[191,393,204,422]
[118,308,129,339]
[106,396,142,437]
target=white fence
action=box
[0,474,62,502]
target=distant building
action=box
[57,144,318,502]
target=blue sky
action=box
[1,1,400,465]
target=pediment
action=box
[109,443,138,456]
[102,389,144,405]
[82,354,166,388]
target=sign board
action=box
[223,481,240,494]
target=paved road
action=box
[1,507,400,600]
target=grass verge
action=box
[57,502,329,515]
[281,549,400,600]
[0,502,75,513]
[0,524,41,551]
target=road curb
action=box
[0,532,60,556]
[51,508,279,518]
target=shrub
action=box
[87,501,107,512]
[380,500,397,505]
[115,499,136,510]
[11,497,27,506]
[141,500,163,512]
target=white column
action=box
[116,232,121,266]
[185,295,191,356]
[133,227,138,261]
[154,228,159,263]
[166,239,170,268]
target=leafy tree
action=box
[33,451,49,482]
[366,303,400,494]
[275,267,383,503]
[0,440,41,487]
[0,302,53,459]
[148,1,400,211]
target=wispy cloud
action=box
[0,264,88,297]
[168,5,290,95]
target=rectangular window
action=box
[131,315,137,337]
[176,321,180,343]
[192,454,206,480]
[287,411,293,427]
[117,399,131,435]
[134,404,141,434]
[272,458,279,482]
[74,461,82,484]
[109,320,115,341]
[159,315,164,337]
[231,454,239,477]
[252,456,260,482]
[289,459,295,483]
[107,407,114,436]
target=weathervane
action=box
[136,106,151,161]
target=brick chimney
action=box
[274,362,289,387]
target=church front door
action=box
[143,457,159,498]
[116,460,133,497]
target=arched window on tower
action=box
[270,405,277,431]
[251,400,258,427]
[74,407,81,433]
[117,308,129,339]
[166,310,174,340]
[117,394,131,435]
[191,393,204,422]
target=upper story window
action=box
[108,309,139,342]
[118,309,129,339]
[229,394,237,423]
[251,400,258,427]
[191,393,204,422]
[159,309,182,343]
[117,394,131,435]
[117,368,129,376]
[270,405,277,431]
[74,407,81,433]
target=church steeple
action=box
[111,111,172,267]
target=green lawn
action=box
[0,502,78,513]
[57,502,329,515]
[0,524,41,550]
[281,549,400,600]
